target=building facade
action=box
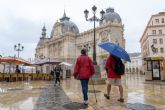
[140,12,165,59]
[35,7,125,73]
[140,12,165,80]
[125,53,143,74]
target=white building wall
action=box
[141,12,165,59]
[125,54,143,74]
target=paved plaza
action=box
[0,74,165,110]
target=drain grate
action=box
[88,90,101,93]
[127,103,156,110]
[63,102,88,110]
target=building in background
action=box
[125,53,143,74]
[0,64,3,73]
[35,7,125,74]
[140,12,165,59]
[140,12,165,80]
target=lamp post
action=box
[14,43,24,58]
[84,5,105,65]
[39,54,45,60]
[84,43,91,53]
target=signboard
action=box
[144,57,164,61]
[151,57,164,60]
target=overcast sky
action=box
[0,0,164,60]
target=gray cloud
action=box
[0,0,164,59]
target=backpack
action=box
[114,58,125,75]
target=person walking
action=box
[73,48,95,105]
[54,65,62,86]
[15,65,20,73]
[50,70,54,80]
[104,54,124,102]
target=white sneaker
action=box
[83,100,88,105]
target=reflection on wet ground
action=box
[0,81,49,110]
[62,74,165,110]
[0,74,165,110]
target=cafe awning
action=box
[59,62,73,66]
[144,56,164,61]
[0,57,31,65]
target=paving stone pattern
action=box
[33,84,87,110]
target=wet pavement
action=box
[33,84,88,110]
[0,81,49,110]
[62,74,165,110]
[0,74,165,110]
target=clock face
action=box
[102,31,108,37]
[101,31,109,42]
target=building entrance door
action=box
[152,61,161,80]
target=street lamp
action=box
[84,43,91,53]
[0,53,5,57]
[14,43,24,58]
[151,44,156,54]
[39,54,51,73]
[39,54,45,60]
[84,5,105,65]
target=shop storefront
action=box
[144,57,165,81]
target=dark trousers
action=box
[80,79,89,101]
[55,77,60,85]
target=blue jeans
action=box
[80,79,89,101]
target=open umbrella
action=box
[98,42,131,62]
[32,60,61,65]
[59,62,72,66]
[0,57,32,65]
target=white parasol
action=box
[59,62,72,66]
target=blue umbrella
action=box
[98,42,131,62]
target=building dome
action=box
[50,12,79,38]
[100,7,121,25]
[61,20,79,34]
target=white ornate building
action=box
[125,53,143,74]
[35,7,125,73]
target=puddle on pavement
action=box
[0,97,38,110]
[0,81,48,110]
[63,102,88,110]
[127,103,156,110]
